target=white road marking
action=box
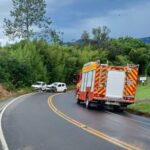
[0,93,36,150]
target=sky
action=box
[0,0,150,45]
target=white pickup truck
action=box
[31,81,47,91]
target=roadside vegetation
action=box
[0,38,150,91]
[136,84,150,100]
[128,78,150,116]
[0,85,33,101]
[136,77,150,99]
[128,103,150,116]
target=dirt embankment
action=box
[0,85,13,100]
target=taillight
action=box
[124,97,134,101]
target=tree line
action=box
[0,37,150,90]
[0,0,150,90]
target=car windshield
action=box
[53,83,58,86]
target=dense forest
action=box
[0,37,150,90]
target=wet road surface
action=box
[2,91,150,150]
[2,92,123,150]
[53,91,150,150]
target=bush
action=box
[146,64,150,76]
[3,82,15,91]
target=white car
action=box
[45,83,55,92]
[31,81,47,91]
[47,82,67,92]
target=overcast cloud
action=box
[0,0,150,45]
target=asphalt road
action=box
[1,91,150,150]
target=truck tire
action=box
[77,99,81,104]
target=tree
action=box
[92,26,101,42]
[146,63,150,76]
[81,30,90,44]
[4,0,51,40]
[50,30,62,44]
[101,26,110,43]
[129,47,149,74]
[92,26,110,47]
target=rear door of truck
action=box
[106,71,125,99]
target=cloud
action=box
[46,0,73,6]
[45,0,74,13]
[58,1,150,41]
[0,0,74,46]
[0,0,150,45]
[0,0,12,46]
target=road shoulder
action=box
[127,99,150,117]
[0,93,35,150]
[0,97,17,150]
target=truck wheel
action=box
[77,99,81,104]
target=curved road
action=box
[1,91,150,150]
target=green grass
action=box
[129,79,150,116]
[136,84,150,100]
[128,103,150,115]
[136,76,150,100]
[17,87,33,93]
[67,84,76,90]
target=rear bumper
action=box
[93,97,135,104]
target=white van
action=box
[51,82,67,92]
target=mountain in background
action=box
[140,37,150,43]
[64,37,150,46]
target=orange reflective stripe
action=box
[99,88,105,95]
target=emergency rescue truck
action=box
[76,61,139,110]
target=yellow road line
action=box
[48,94,142,150]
